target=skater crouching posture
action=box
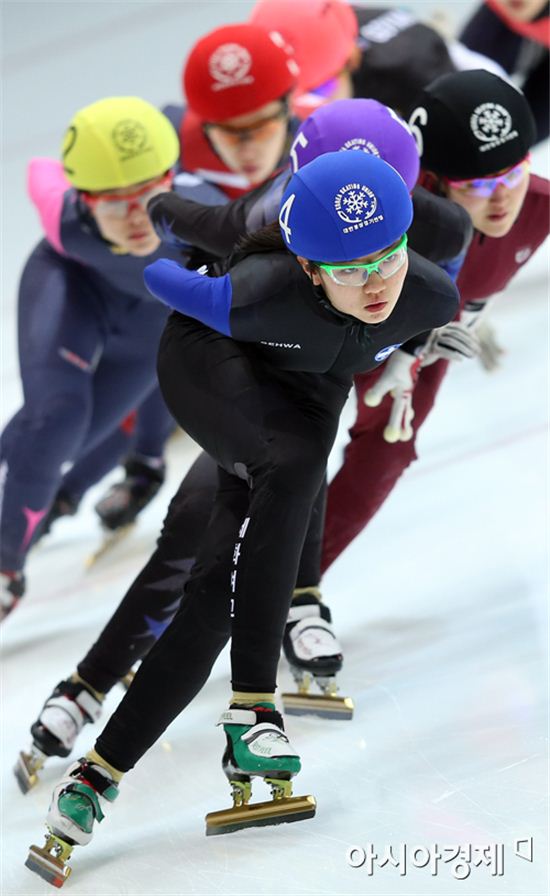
[0,97,193,619]
[37,22,301,541]
[321,70,549,572]
[26,150,459,883]
[17,98,473,792]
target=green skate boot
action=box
[205,702,316,835]
[25,758,118,887]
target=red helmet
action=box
[249,0,358,93]
[183,23,299,122]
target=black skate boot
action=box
[0,571,26,621]
[205,702,316,836]
[15,678,103,794]
[281,590,353,720]
[32,490,79,547]
[94,456,166,532]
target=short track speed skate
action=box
[282,593,353,720]
[26,758,118,888]
[84,522,135,569]
[85,458,165,568]
[0,571,25,621]
[205,703,316,836]
[15,679,102,794]
[32,490,78,547]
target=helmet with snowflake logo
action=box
[291,98,420,191]
[408,70,536,180]
[279,151,412,262]
[183,23,299,122]
[61,97,179,191]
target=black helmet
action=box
[408,69,537,180]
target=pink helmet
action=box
[249,0,358,94]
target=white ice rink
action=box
[1,3,548,894]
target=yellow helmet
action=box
[61,96,179,191]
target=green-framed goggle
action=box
[317,233,408,287]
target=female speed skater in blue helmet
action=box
[17,97,472,800]
[25,148,459,884]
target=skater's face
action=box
[493,0,547,21]
[445,156,531,237]
[298,236,409,324]
[203,100,289,184]
[83,173,172,256]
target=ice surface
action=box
[1,3,548,894]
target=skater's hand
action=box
[477,320,505,372]
[421,300,490,367]
[421,321,481,366]
[363,349,422,443]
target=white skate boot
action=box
[15,678,103,793]
[282,591,353,719]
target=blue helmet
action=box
[279,151,413,262]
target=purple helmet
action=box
[290,98,420,191]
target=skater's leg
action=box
[59,424,135,503]
[75,297,170,454]
[280,479,349,718]
[17,453,219,788]
[78,451,219,692]
[33,294,173,541]
[131,383,177,458]
[95,465,249,770]
[33,424,136,542]
[295,479,327,589]
[1,245,169,589]
[89,317,343,771]
[321,359,449,574]
[92,386,177,531]
[0,244,106,579]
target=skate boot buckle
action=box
[230,778,252,807]
[265,776,293,800]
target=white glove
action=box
[363,349,422,443]
[477,320,505,372]
[421,309,482,366]
[421,321,481,365]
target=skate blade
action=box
[84,523,135,569]
[205,794,316,836]
[25,840,73,888]
[14,750,44,794]
[282,692,354,720]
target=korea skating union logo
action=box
[209,43,254,92]
[470,102,518,152]
[339,137,380,156]
[515,247,531,264]
[375,343,401,362]
[112,119,149,160]
[334,182,383,233]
